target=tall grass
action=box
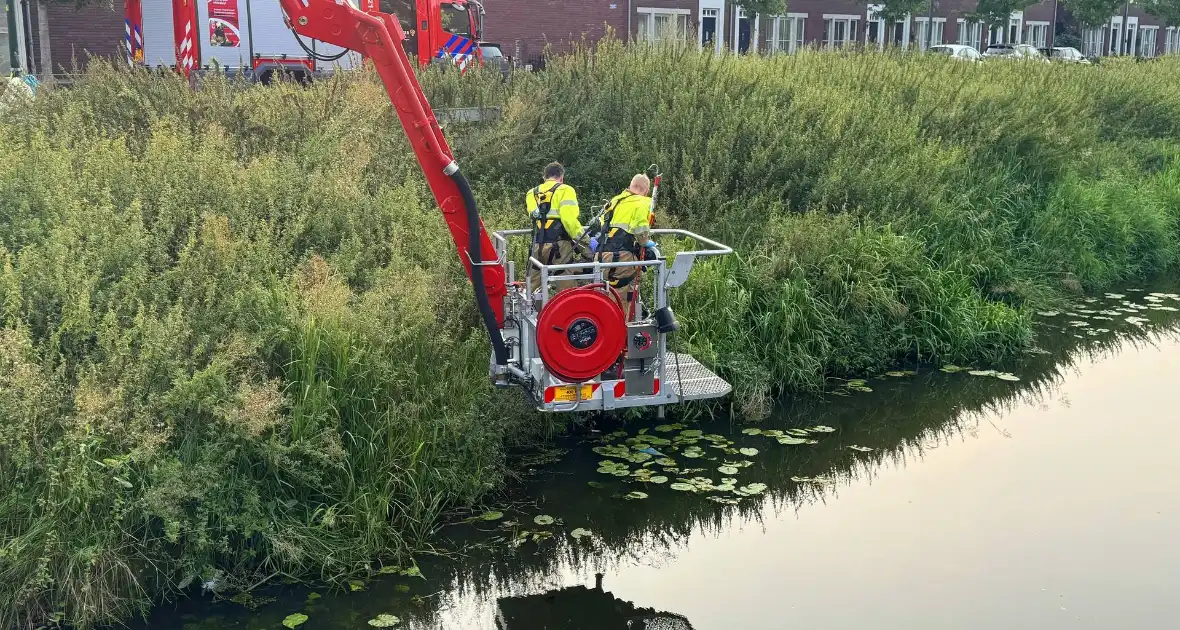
[2,38,1180,628]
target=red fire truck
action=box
[123,0,485,82]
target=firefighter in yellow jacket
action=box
[526,162,585,296]
[593,174,654,321]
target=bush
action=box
[3,40,1180,628]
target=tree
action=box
[1060,0,1124,28]
[965,0,1042,31]
[1141,0,1180,25]
[731,0,787,18]
[866,0,930,25]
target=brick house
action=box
[5,1,124,80]
[484,0,1180,66]
[10,1,1179,81]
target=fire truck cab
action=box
[381,1,485,70]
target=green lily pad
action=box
[283,614,309,628]
[885,370,916,377]
[395,584,411,593]
[968,370,997,377]
[625,491,649,500]
[588,481,606,489]
[848,445,874,452]
[777,437,808,445]
[348,580,365,592]
[807,426,836,433]
[400,566,422,578]
[682,449,703,459]
[741,428,763,435]
[786,429,810,437]
[478,511,504,521]
[761,430,784,437]
[940,364,967,373]
[717,465,739,475]
[721,477,737,484]
[679,430,704,438]
[654,423,685,432]
[707,496,741,505]
[715,482,736,492]
[571,527,593,540]
[534,515,555,526]
[995,372,1020,381]
[739,483,768,495]
[669,482,696,491]
[592,445,632,459]
[307,592,322,601]
[368,614,402,627]
[611,469,630,477]
[628,452,653,463]
[649,475,669,484]
[739,447,759,456]
[655,458,677,466]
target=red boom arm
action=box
[278,0,508,330]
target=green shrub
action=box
[3,41,1180,628]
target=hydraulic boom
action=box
[278,0,510,373]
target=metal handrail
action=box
[649,229,733,257]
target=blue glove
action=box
[644,240,656,249]
[589,237,599,252]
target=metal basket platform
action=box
[664,352,731,401]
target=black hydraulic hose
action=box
[450,169,510,368]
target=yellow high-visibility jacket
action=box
[526,181,582,239]
[603,191,652,241]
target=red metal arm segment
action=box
[278,0,507,327]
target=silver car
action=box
[929,44,983,62]
[479,43,511,79]
[982,43,1050,63]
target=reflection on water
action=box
[153,286,1180,630]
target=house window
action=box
[700,8,720,51]
[0,4,27,74]
[1024,21,1049,49]
[637,7,689,42]
[889,18,910,48]
[1167,27,1180,54]
[1139,26,1158,57]
[771,14,806,54]
[957,20,982,50]
[989,12,1023,45]
[1082,26,1104,56]
[865,5,885,48]
[1009,14,1023,43]
[912,17,945,50]
[823,14,859,49]
[1109,17,1138,55]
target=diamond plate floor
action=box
[664,352,731,401]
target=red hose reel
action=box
[535,285,627,383]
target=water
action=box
[151,286,1180,630]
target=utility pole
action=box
[5,0,21,75]
[926,0,935,50]
[1049,0,1058,50]
[1121,0,1131,55]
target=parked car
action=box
[1037,46,1092,64]
[929,44,983,62]
[479,42,511,79]
[982,43,1050,63]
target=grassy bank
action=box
[3,40,1180,628]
